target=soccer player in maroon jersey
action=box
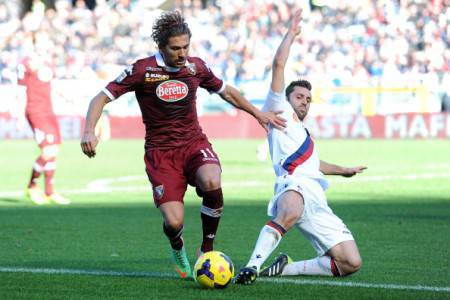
[81,11,285,278]
[17,31,70,205]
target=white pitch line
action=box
[259,277,450,293]
[0,267,449,293]
[0,267,174,278]
[0,181,271,198]
[1,171,450,198]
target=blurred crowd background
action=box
[0,0,449,116]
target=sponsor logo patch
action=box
[156,80,188,102]
[202,157,218,162]
[146,66,163,71]
[145,72,169,82]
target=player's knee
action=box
[276,210,300,229]
[286,210,301,226]
[42,145,59,159]
[339,256,362,275]
[198,177,221,192]
[348,256,362,273]
[164,220,184,232]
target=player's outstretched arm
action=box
[81,91,110,158]
[219,85,286,131]
[320,160,367,177]
[271,9,302,94]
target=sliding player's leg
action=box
[236,190,304,284]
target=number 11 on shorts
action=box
[200,148,217,161]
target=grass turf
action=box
[0,139,449,299]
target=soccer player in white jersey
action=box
[235,9,367,284]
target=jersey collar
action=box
[155,51,189,72]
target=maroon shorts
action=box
[144,137,221,207]
[26,113,61,147]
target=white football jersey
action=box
[262,89,328,190]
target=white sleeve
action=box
[261,88,288,112]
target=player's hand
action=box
[342,166,367,177]
[288,9,302,37]
[80,131,99,158]
[257,110,286,132]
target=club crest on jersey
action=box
[156,80,188,102]
[187,63,197,75]
[153,185,164,199]
[145,72,169,82]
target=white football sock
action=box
[282,255,339,276]
[246,225,283,272]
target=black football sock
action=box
[28,156,47,188]
[163,223,184,251]
[200,188,223,252]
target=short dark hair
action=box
[285,80,312,98]
[151,11,192,48]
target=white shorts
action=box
[268,175,354,256]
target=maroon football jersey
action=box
[17,56,54,116]
[104,52,224,150]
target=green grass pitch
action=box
[0,139,449,299]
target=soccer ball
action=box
[194,251,234,289]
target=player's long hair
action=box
[285,80,312,98]
[151,11,191,48]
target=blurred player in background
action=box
[81,11,285,279]
[16,31,70,205]
[236,9,366,285]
